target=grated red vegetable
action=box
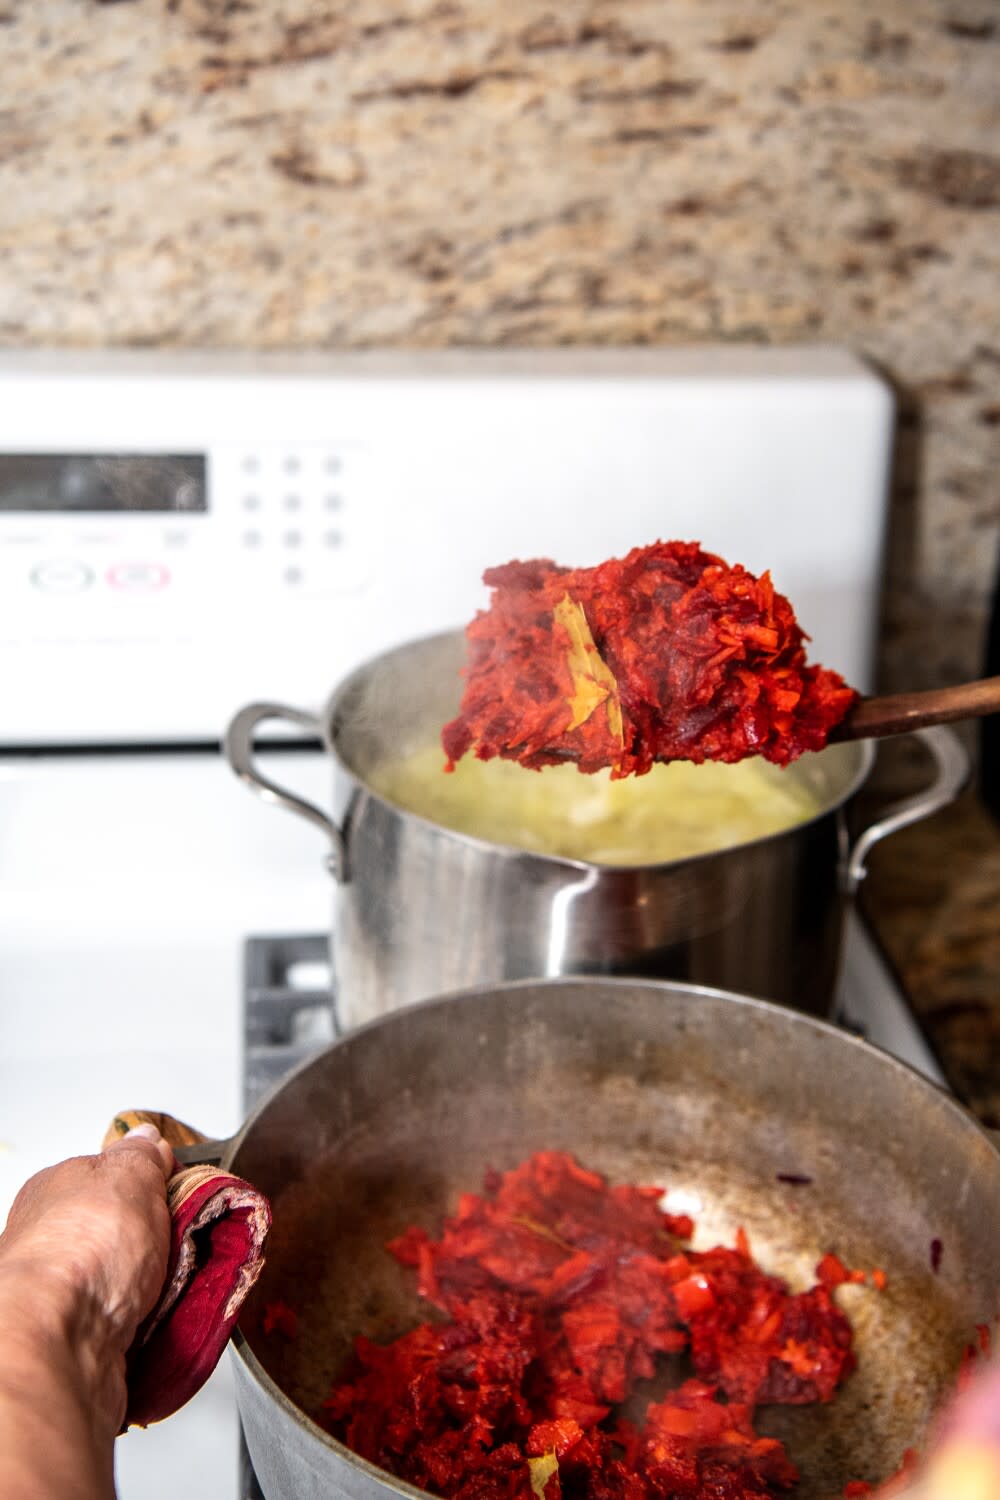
[956,1324,994,1396]
[262,1300,298,1339]
[842,1447,920,1498]
[323,1151,861,1500]
[442,543,858,779]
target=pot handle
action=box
[842,724,969,895]
[103,1111,269,1431]
[224,700,346,882]
[171,1137,231,1167]
[104,1109,233,1167]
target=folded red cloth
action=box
[104,1113,272,1429]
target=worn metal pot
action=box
[225,631,967,1029]
[209,977,1000,1500]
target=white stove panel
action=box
[0,347,892,744]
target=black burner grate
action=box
[243,934,336,1112]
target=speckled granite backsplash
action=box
[3,0,1000,689]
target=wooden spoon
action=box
[828,675,1000,742]
[540,674,999,769]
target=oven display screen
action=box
[0,455,207,512]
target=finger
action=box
[103,1123,174,1180]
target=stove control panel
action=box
[0,348,893,745]
[1,445,368,601]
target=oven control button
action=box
[30,559,95,593]
[106,562,170,592]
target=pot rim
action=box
[227,973,999,1485]
[318,628,876,874]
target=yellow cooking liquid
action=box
[368,747,822,866]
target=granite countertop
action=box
[859,752,1000,1124]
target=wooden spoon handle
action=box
[830,675,1000,742]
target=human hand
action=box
[0,1123,173,1483]
[904,1357,1000,1500]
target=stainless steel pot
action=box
[225,631,967,1029]
[202,977,1000,1500]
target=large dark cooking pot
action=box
[199,978,1000,1500]
[225,632,967,1027]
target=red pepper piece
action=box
[262,1300,298,1339]
[816,1252,849,1289]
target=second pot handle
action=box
[842,724,969,895]
[224,701,347,882]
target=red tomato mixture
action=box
[441,542,857,778]
[322,1152,860,1500]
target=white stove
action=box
[0,347,907,1498]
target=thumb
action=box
[103,1122,174,1180]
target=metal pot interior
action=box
[232,979,1000,1500]
[323,630,872,861]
